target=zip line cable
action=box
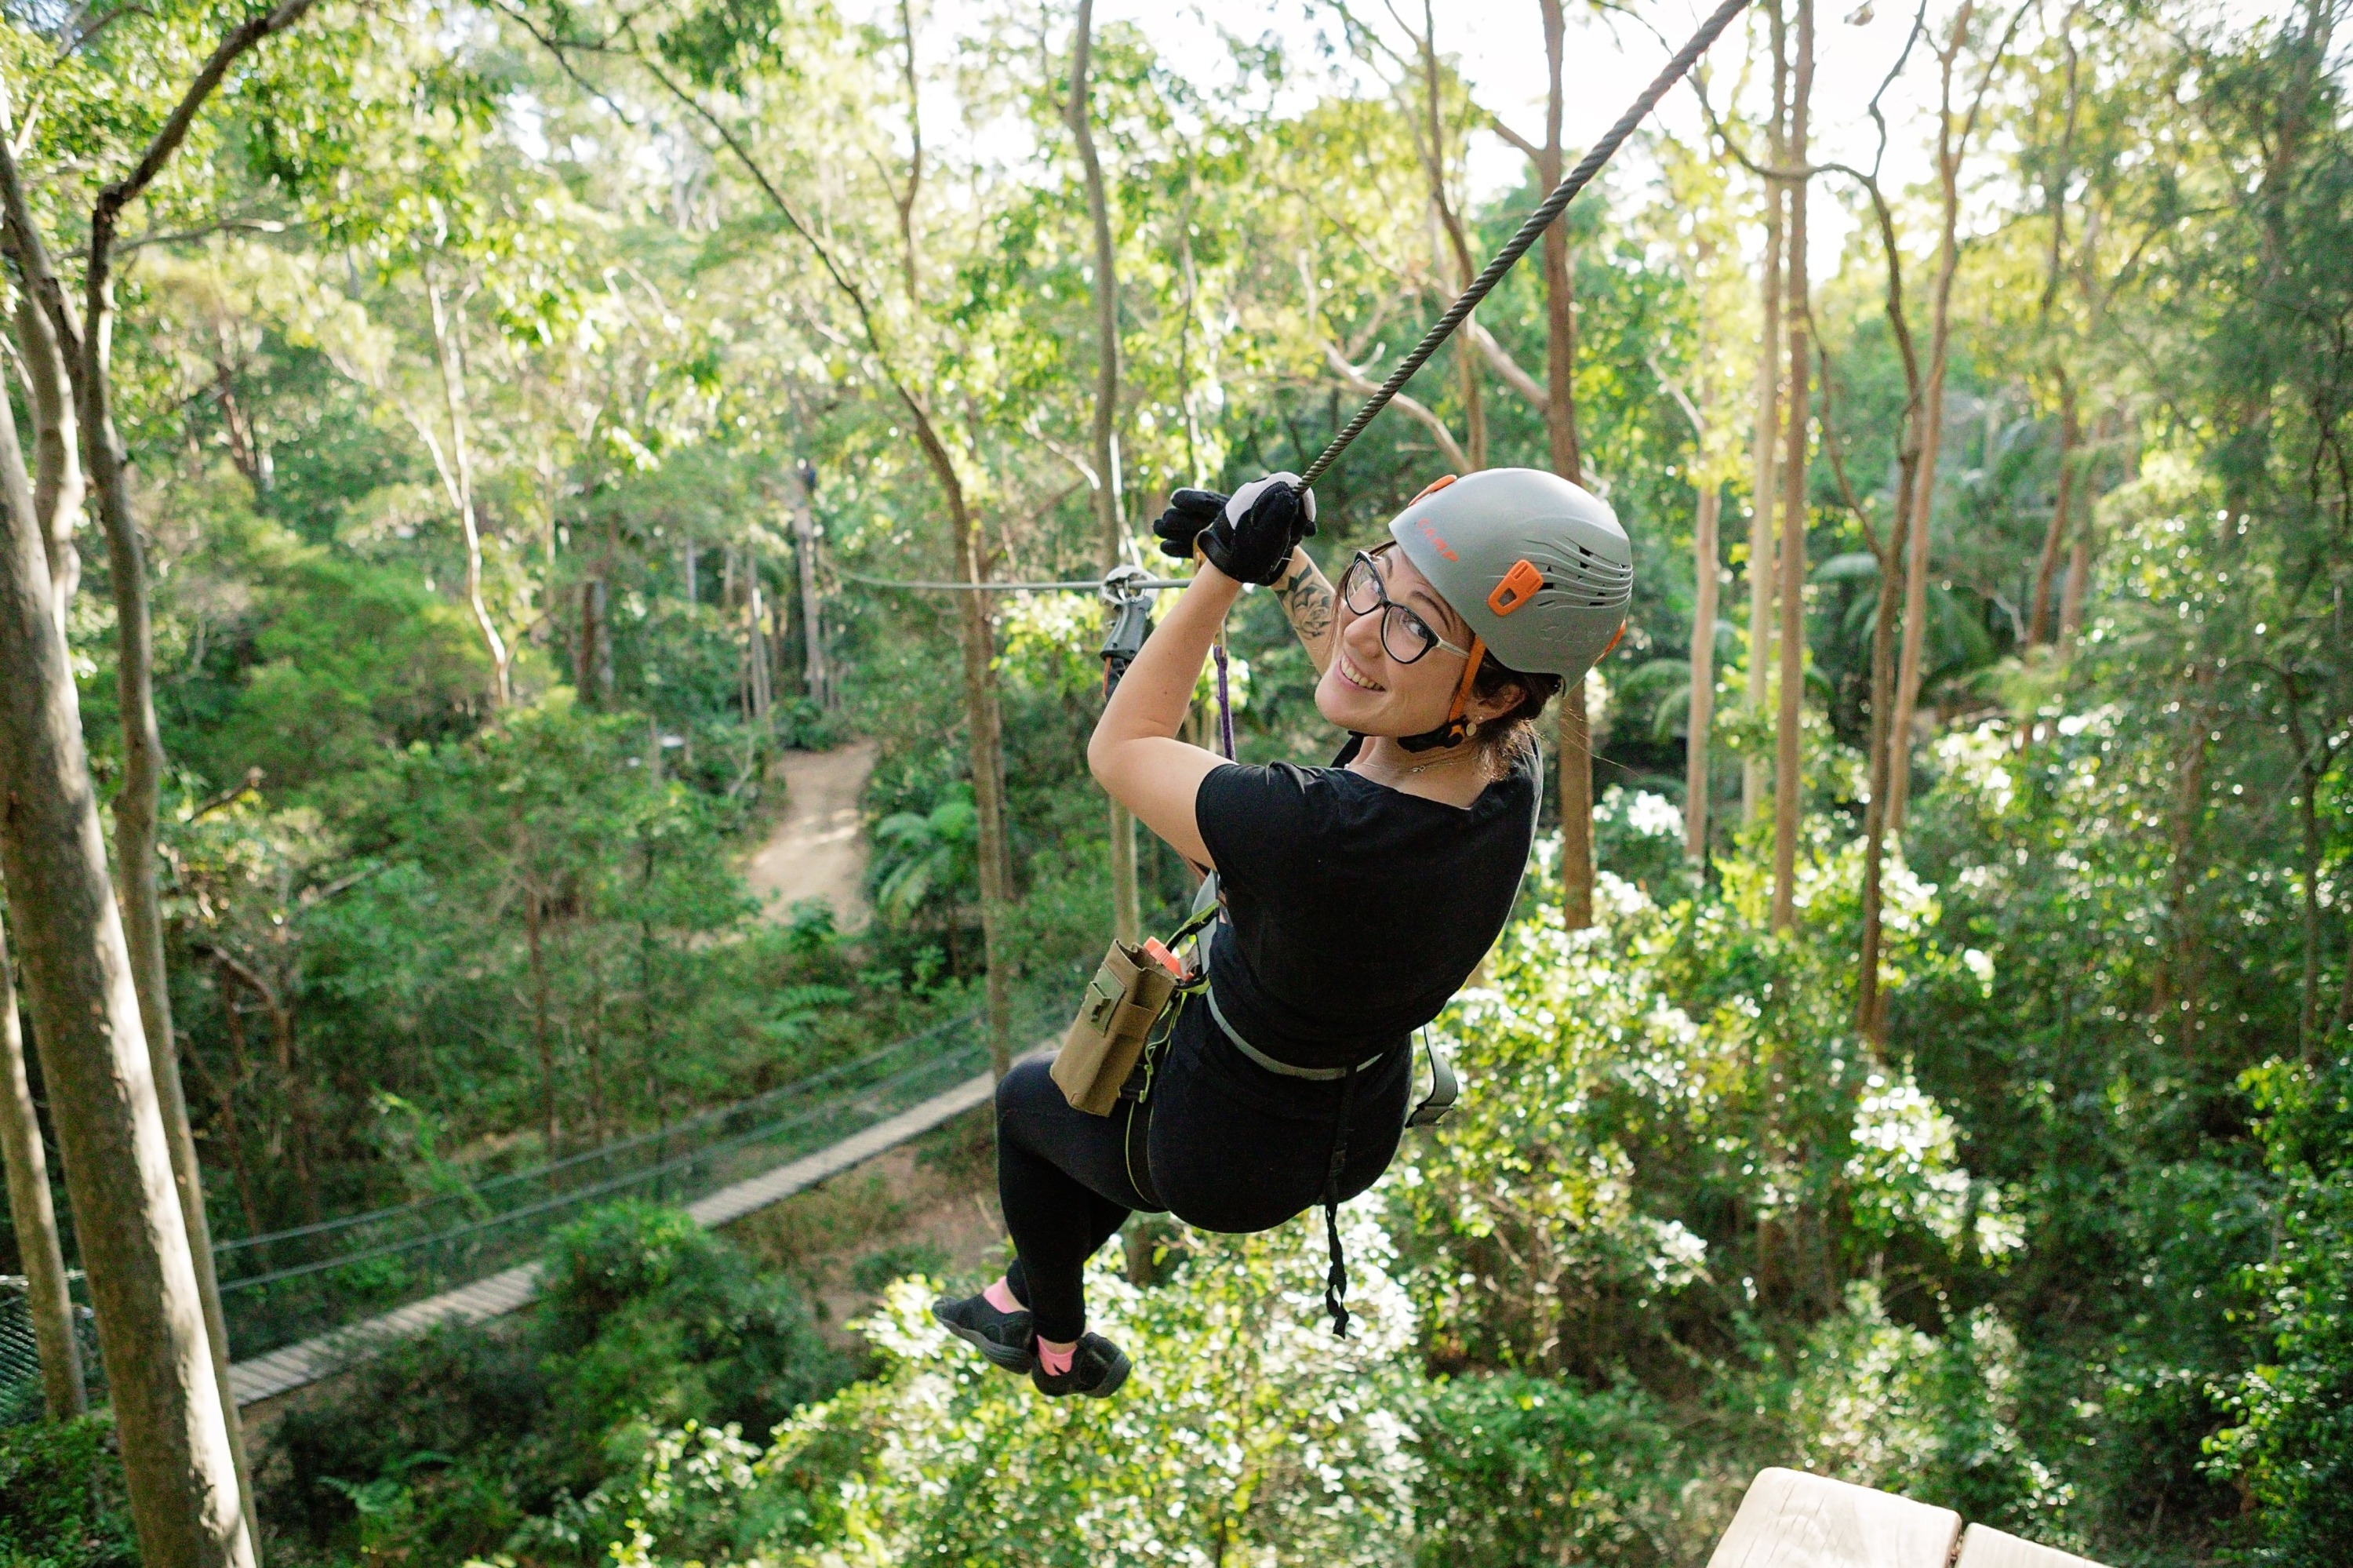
[1297,0,1753,488]
[830,564,1189,594]
[829,0,1750,599]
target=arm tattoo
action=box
[1278,556,1336,669]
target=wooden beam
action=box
[1704,1468,1961,1568]
[1955,1523,2111,1568]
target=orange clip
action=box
[1142,939,1186,978]
[1487,558,1544,617]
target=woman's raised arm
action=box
[1093,477,1315,864]
[1086,562,1246,868]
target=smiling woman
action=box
[932,468,1631,1399]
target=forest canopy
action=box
[0,0,2348,1564]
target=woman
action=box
[935,467,1632,1398]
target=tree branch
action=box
[1321,340,1468,470]
[1646,349,1704,441]
[1467,318,1548,410]
[187,767,263,821]
[1486,111,1542,163]
[1815,339,1887,562]
[96,0,322,227]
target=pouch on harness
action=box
[1049,876,1458,1336]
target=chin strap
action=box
[1397,635,1486,754]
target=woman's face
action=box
[1313,546,1484,737]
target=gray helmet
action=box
[1386,467,1632,681]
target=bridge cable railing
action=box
[208,979,1068,1361]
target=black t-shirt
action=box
[1191,737,1540,1071]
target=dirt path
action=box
[746,739,879,933]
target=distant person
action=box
[935,469,1631,1396]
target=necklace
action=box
[1362,745,1478,781]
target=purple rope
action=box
[1213,638,1235,760]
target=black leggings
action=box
[995,1001,1410,1343]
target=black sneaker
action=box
[1031,1332,1131,1399]
[932,1291,1036,1374]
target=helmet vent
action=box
[1548,547,1633,611]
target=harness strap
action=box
[1405,1028,1461,1127]
[1321,1064,1362,1338]
[1202,980,1378,1337]
[1205,983,1389,1080]
[1122,1093,1166,1212]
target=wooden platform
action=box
[1707,1470,2108,1568]
[1956,1523,2109,1568]
[1706,1468,1960,1568]
[228,1050,1038,1407]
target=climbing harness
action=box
[1085,860,1461,1337]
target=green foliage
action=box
[867,782,976,930]
[846,1242,949,1294]
[1,0,2340,1559]
[539,1202,724,1352]
[1412,1373,1693,1567]
[0,1416,137,1568]
[264,1202,849,1566]
[195,526,491,795]
[1395,847,1999,1382]
[2208,1057,2353,1566]
[560,1221,1432,1567]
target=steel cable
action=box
[1296,0,1754,488]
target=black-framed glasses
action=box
[1338,548,1475,666]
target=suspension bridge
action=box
[2,988,1064,1420]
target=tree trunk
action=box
[202,961,264,1239]
[938,465,1016,1075]
[523,888,558,1152]
[1686,484,1720,864]
[0,901,85,1417]
[2283,703,2337,1065]
[2149,668,2213,1051]
[426,274,511,708]
[1857,459,1915,1045]
[1888,11,1977,835]
[1848,159,1930,1036]
[1539,0,1592,929]
[214,950,316,1228]
[787,464,829,704]
[2056,520,2093,655]
[69,219,258,1544]
[1069,0,1140,948]
[1769,0,1813,934]
[578,578,604,704]
[2298,756,2323,1063]
[1745,0,1789,831]
[0,363,252,1566]
[2026,369,2078,649]
[13,283,82,637]
[746,534,772,723]
[2057,408,2112,656]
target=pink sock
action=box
[1038,1340,1075,1376]
[983,1277,1023,1315]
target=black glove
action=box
[1160,473,1318,586]
[1152,488,1227,562]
